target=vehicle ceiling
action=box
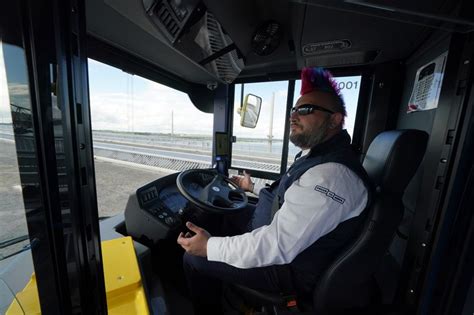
[86,0,471,85]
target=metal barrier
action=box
[94,147,211,172]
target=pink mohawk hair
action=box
[300,67,343,105]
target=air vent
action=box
[144,1,243,82]
[145,0,199,43]
[153,2,181,39]
[251,21,282,56]
[203,13,244,83]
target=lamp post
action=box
[268,92,275,152]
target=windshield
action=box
[88,58,215,217]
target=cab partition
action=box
[370,31,472,308]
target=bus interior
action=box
[0,0,473,314]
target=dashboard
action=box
[125,172,206,244]
[125,169,244,244]
[137,175,203,214]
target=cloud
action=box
[90,78,213,135]
[7,83,31,109]
[0,45,12,122]
[0,48,30,122]
[8,83,29,97]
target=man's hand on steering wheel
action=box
[230,170,254,192]
[177,222,211,257]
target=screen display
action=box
[215,132,229,156]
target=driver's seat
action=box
[233,129,428,314]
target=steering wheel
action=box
[176,169,248,214]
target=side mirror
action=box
[238,94,262,128]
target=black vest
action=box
[253,130,373,297]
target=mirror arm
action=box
[240,83,245,109]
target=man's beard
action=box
[289,117,331,149]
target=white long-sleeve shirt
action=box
[207,162,368,269]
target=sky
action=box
[0,41,11,122]
[88,59,214,135]
[0,42,35,123]
[1,53,361,140]
[0,41,6,119]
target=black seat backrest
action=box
[313,129,429,312]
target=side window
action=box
[0,41,30,260]
[290,76,361,163]
[1,38,38,310]
[232,81,289,174]
[88,59,213,216]
[231,75,362,177]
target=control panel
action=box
[144,202,180,228]
[125,173,184,244]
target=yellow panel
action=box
[6,275,40,315]
[6,236,149,315]
[5,299,24,315]
[102,237,149,314]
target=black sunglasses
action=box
[290,104,335,116]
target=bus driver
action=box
[177,67,373,314]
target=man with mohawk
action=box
[178,67,373,314]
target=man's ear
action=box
[330,113,343,129]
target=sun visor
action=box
[143,0,244,83]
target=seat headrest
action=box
[363,129,428,194]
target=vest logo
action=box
[314,185,345,204]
